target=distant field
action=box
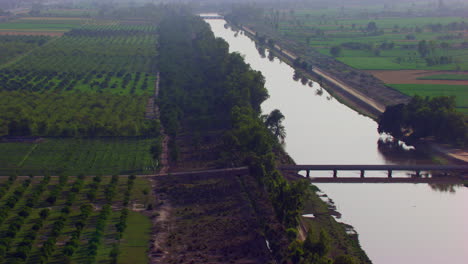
[389,83,468,113]
[417,74,468,80]
[0,138,157,176]
[273,11,468,71]
[39,9,98,17]
[0,22,78,31]
[317,49,468,71]
[0,18,84,36]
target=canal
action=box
[205,17,468,264]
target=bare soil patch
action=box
[150,172,282,264]
[367,70,468,85]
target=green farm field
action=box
[267,9,468,71]
[0,175,153,263]
[389,83,468,113]
[0,138,157,176]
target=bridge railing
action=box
[279,164,468,178]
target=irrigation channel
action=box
[204,16,468,264]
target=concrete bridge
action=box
[279,164,468,183]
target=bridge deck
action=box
[279,164,468,171]
[309,177,467,183]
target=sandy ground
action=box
[367,70,468,85]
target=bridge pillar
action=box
[333,170,337,178]
[360,170,365,178]
[306,170,310,178]
[388,170,392,178]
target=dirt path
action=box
[313,67,387,113]
[430,143,468,163]
[148,178,172,264]
[148,72,172,263]
[153,72,169,174]
[144,72,170,173]
[144,72,159,120]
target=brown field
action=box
[0,30,64,36]
[366,70,468,85]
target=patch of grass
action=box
[118,211,151,264]
[389,83,468,111]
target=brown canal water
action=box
[204,17,468,264]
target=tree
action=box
[314,229,331,257]
[366,21,378,32]
[330,46,342,57]
[264,109,286,143]
[418,40,430,57]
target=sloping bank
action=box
[152,11,371,264]
[238,24,385,120]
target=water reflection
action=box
[255,44,266,58]
[315,88,323,96]
[268,51,275,61]
[428,183,462,193]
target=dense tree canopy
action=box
[378,96,467,145]
[0,91,159,137]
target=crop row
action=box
[0,138,157,176]
[0,90,160,137]
[8,31,157,73]
[0,175,149,264]
[0,70,156,95]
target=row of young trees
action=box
[0,91,160,137]
[0,35,50,65]
[0,69,153,95]
[0,172,138,263]
[5,176,52,262]
[10,26,158,74]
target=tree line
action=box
[379,96,467,146]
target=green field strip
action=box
[118,211,151,264]
[389,83,468,108]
